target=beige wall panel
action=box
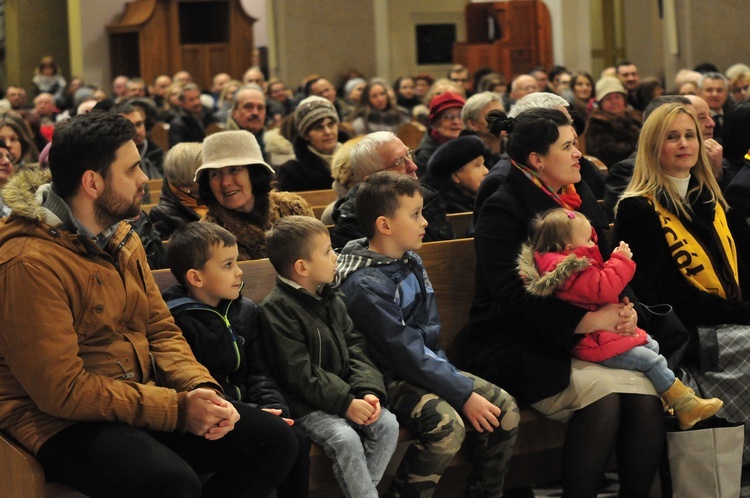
[272,0,376,89]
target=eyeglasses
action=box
[372,149,415,176]
[440,113,462,122]
[732,85,749,95]
[389,149,414,171]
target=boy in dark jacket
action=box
[261,216,399,498]
[337,172,519,498]
[163,222,310,498]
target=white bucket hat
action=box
[194,130,274,181]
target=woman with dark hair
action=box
[463,108,664,497]
[349,80,407,136]
[0,111,40,166]
[635,77,665,112]
[393,76,420,113]
[566,72,596,117]
[615,103,750,461]
[197,130,314,260]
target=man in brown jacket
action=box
[0,112,297,497]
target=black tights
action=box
[562,393,664,498]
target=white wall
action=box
[72,0,122,88]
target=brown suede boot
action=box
[661,379,724,430]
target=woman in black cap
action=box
[422,135,488,213]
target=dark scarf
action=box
[204,194,272,260]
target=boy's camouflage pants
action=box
[385,371,520,498]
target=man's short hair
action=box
[49,112,136,200]
[616,61,637,72]
[699,72,728,89]
[355,171,422,240]
[167,222,237,288]
[643,95,691,122]
[231,84,264,110]
[178,83,201,100]
[265,215,329,279]
[349,131,397,182]
[110,101,138,116]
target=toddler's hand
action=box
[613,241,632,259]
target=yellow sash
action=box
[651,198,738,299]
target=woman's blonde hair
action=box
[617,103,726,220]
[164,142,202,188]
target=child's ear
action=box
[293,258,308,277]
[375,215,391,235]
[450,172,461,185]
[185,269,203,288]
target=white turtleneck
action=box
[666,174,691,199]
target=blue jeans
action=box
[601,335,675,392]
[298,407,399,498]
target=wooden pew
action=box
[1,237,566,496]
[145,178,163,204]
[153,238,567,493]
[311,205,327,220]
[295,189,337,207]
[446,211,473,239]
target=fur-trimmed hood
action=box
[1,168,59,224]
[517,242,595,297]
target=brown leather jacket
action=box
[0,170,219,454]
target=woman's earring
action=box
[538,165,544,171]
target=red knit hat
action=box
[428,92,466,122]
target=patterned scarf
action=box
[650,197,738,300]
[511,160,582,210]
[170,183,208,219]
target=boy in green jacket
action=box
[261,215,399,498]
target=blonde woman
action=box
[614,103,750,460]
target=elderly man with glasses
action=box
[330,131,455,248]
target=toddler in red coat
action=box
[518,207,722,430]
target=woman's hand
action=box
[575,297,638,336]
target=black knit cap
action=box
[427,135,485,178]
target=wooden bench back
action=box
[152,237,476,355]
[295,189,337,207]
[446,212,472,239]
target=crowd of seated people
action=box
[3,54,750,498]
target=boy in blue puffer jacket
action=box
[338,172,519,498]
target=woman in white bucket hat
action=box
[196,130,314,260]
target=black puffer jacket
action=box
[162,284,291,416]
[330,182,455,249]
